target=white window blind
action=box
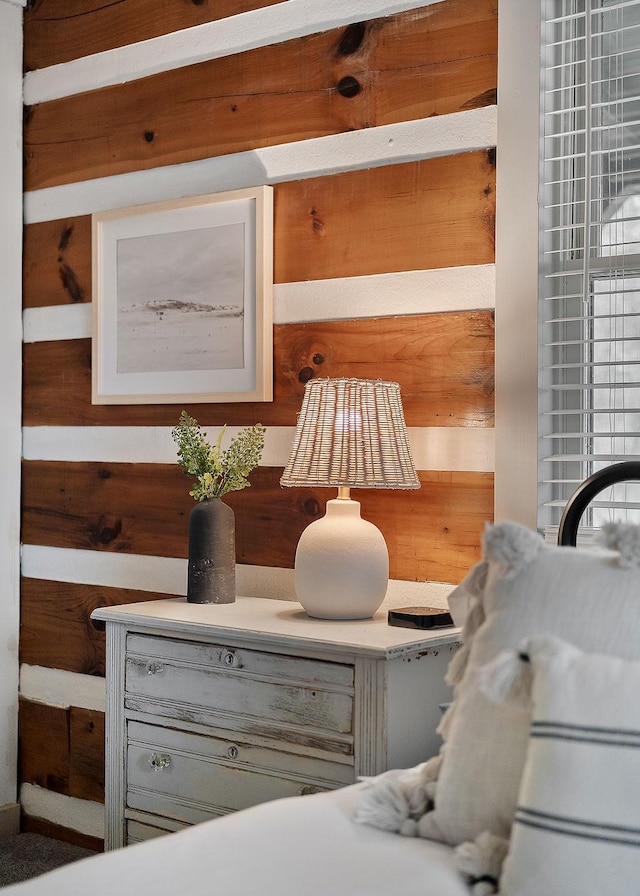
[540,0,640,531]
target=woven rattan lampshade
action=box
[280,378,419,620]
[280,378,420,490]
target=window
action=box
[539,0,640,533]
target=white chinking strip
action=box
[24,107,497,224]
[21,546,188,596]
[23,0,444,104]
[22,264,496,342]
[20,546,454,609]
[23,302,92,343]
[275,265,496,323]
[20,664,105,712]
[22,426,494,472]
[21,426,300,466]
[20,783,104,840]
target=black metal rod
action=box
[557,461,640,546]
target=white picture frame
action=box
[92,186,273,404]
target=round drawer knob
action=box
[146,661,164,676]
[148,752,171,772]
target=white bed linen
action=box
[4,783,469,896]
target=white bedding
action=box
[4,784,469,896]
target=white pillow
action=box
[495,635,640,896]
[418,521,640,846]
[355,521,640,847]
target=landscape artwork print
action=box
[91,186,274,405]
[115,223,245,374]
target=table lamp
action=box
[280,378,420,619]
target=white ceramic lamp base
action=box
[294,497,389,620]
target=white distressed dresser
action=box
[92,596,460,850]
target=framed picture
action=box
[91,186,273,404]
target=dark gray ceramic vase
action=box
[187,498,236,604]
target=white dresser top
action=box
[92,596,460,659]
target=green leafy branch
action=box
[171,411,265,501]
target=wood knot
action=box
[336,76,361,98]
[304,498,320,517]
[298,366,314,383]
[57,224,73,253]
[337,22,366,56]
[312,217,324,232]
[144,130,155,143]
[58,263,84,303]
[98,521,121,545]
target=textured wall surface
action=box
[20,0,497,845]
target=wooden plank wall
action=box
[20,0,497,845]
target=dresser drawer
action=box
[126,818,184,844]
[127,634,354,687]
[128,720,354,785]
[125,634,354,734]
[127,721,341,823]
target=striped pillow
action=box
[498,635,640,896]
